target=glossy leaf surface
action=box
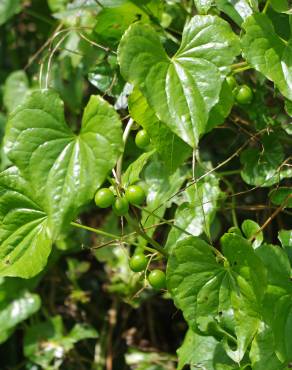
[4,90,123,236]
[0,167,51,278]
[242,14,292,100]
[167,234,267,362]
[118,16,240,147]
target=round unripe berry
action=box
[226,75,237,90]
[113,197,129,216]
[125,185,146,205]
[135,130,150,149]
[235,85,253,104]
[95,188,115,208]
[129,254,148,272]
[148,269,166,290]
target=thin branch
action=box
[116,118,134,184]
[250,194,292,240]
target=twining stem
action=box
[233,65,253,74]
[71,221,120,240]
[249,194,292,241]
[231,61,248,70]
[218,170,241,176]
[220,178,239,229]
[116,118,134,184]
[125,214,168,257]
[137,205,191,237]
[262,0,270,13]
[72,214,167,256]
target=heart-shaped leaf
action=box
[167,234,267,362]
[242,14,292,101]
[118,16,240,147]
[4,90,123,236]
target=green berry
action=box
[226,75,237,90]
[112,197,129,216]
[148,269,166,290]
[135,130,150,149]
[235,85,253,104]
[129,254,148,272]
[125,185,146,205]
[95,188,115,208]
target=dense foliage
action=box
[0,0,291,369]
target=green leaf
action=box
[285,99,292,116]
[0,291,40,343]
[47,0,69,12]
[128,88,191,174]
[51,60,84,114]
[141,162,188,237]
[118,16,240,147]
[52,0,99,21]
[0,167,52,278]
[67,323,98,343]
[125,348,174,370]
[88,63,124,98]
[24,315,97,369]
[0,0,21,25]
[250,324,284,370]
[278,229,292,248]
[206,80,234,133]
[269,187,292,208]
[177,329,236,370]
[4,90,123,237]
[255,244,291,293]
[0,113,7,144]
[270,0,292,14]
[3,71,30,113]
[273,295,292,362]
[93,2,152,47]
[216,0,255,26]
[166,166,222,251]
[241,219,263,249]
[0,277,41,344]
[122,150,155,187]
[167,234,267,362]
[240,133,291,187]
[255,243,292,325]
[194,0,213,14]
[242,14,292,101]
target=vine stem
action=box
[45,33,69,89]
[220,177,239,228]
[250,194,292,241]
[124,214,168,257]
[218,170,241,176]
[149,128,268,218]
[71,221,120,240]
[78,32,115,54]
[233,65,253,74]
[231,61,248,70]
[116,118,134,184]
[262,0,270,13]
